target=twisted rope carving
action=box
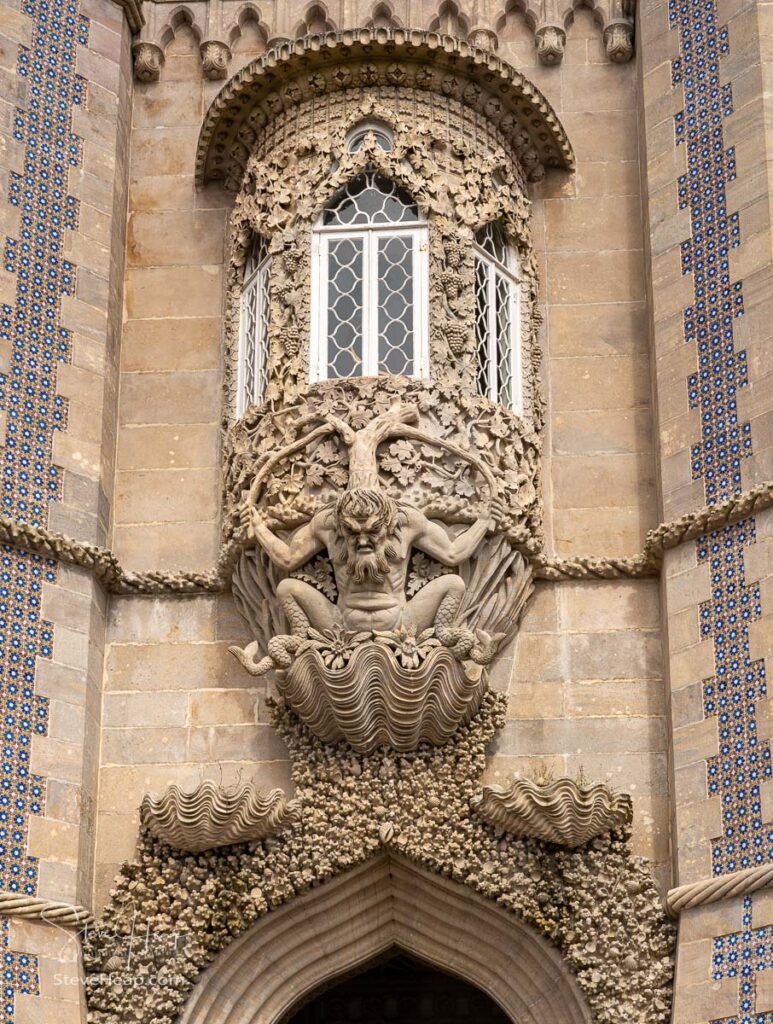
[534,481,773,581]
[666,861,773,917]
[0,481,767,594]
[0,891,93,927]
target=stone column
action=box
[639,0,773,1019]
[0,0,133,1016]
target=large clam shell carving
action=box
[277,644,487,754]
[470,776,632,848]
[140,781,297,854]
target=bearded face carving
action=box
[229,398,534,752]
[334,488,405,586]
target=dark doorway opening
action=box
[285,951,512,1023]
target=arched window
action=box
[345,120,394,154]
[310,171,429,381]
[474,222,522,412]
[237,235,270,415]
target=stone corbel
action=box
[534,23,566,65]
[200,39,232,79]
[603,19,634,62]
[132,40,164,82]
[467,26,498,52]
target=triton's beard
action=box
[343,536,397,584]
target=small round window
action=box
[346,120,395,154]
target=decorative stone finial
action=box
[132,41,164,82]
[200,39,232,80]
[535,24,566,65]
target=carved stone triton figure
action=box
[231,403,508,674]
[241,486,502,638]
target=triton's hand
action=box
[489,495,507,530]
[238,503,261,540]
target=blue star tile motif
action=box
[669,0,770,1020]
[0,0,89,1015]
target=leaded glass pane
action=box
[323,171,419,227]
[495,273,513,406]
[475,257,492,399]
[474,223,519,410]
[327,237,364,378]
[475,221,509,266]
[239,236,270,414]
[378,234,414,375]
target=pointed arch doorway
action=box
[284,950,512,1023]
[180,855,592,1024]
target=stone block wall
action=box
[94,594,291,904]
[90,0,671,926]
[0,0,133,1016]
[640,0,773,1019]
[0,0,767,1019]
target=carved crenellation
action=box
[131,7,636,82]
[131,0,271,82]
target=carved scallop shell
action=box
[140,781,296,854]
[277,644,487,754]
[470,776,632,848]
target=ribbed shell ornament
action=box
[140,781,297,854]
[470,776,633,848]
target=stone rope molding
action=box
[0,891,93,928]
[0,480,767,596]
[666,861,773,918]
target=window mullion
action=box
[488,262,498,403]
[511,276,522,414]
[316,234,327,382]
[366,229,379,376]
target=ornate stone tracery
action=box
[223,98,543,428]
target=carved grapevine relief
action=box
[227,394,535,750]
[223,104,543,430]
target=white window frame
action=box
[473,235,523,415]
[236,238,271,417]
[310,221,430,382]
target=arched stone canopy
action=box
[179,854,593,1024]
[195,28,574,188]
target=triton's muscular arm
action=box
[409,502,498,567]
[241,506,326,573]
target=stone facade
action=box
[0,0,767,1022]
